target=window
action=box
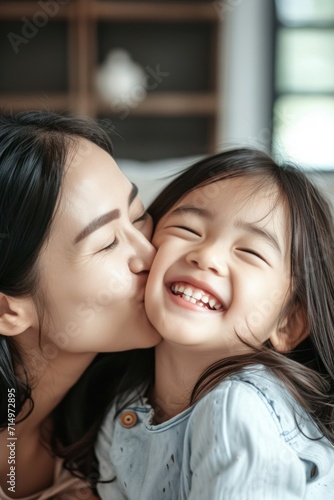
[272,0,334,169]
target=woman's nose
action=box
[186,246,228,276]
[129,231,156,274]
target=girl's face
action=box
[37,139,160,353]
[145,176,293,357]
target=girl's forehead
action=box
[167,176,291,242]
[154,175,292,266]
[178,175,283,211]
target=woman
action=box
[0,111,161,498]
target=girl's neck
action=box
[152,341,216,423]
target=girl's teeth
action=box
[209,299,217,309]
[171,283,223,311]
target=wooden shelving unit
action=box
[91,2,217,20]
[0,0,220,159]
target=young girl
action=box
[96,148,334,499]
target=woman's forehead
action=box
[50,140,131,238]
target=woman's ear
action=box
[270,303,309,353]
[0,293,37,336]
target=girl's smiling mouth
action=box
[170,282,223,311]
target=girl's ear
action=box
[0,293,38,336]
[270,303,309,353]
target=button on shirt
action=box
[96,365,334,500]
[97,397,191,500]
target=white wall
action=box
[217,0,274,151]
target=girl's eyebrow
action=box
[169,204,213,219]
[235,220,282,255]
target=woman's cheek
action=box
[104,268,131,299]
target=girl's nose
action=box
[186,246,228,276]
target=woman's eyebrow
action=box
[73,184,139,245]
[74,210,120,244]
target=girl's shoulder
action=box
[182,369,334,498]
[191,364,322,441]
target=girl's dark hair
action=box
[33,146,334,487]
[73,147,334,488]
[0,110,114,478]
[148,147,334,443]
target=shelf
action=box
[0,91,218,118]
[92,2,217,21]
[0,93,72,112]
[0,0,220,158]
[97,92,218,116]
[0,2,74,19]
[97,20,215,92]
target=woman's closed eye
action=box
[101,237,118,252]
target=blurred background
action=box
[1,0,334,204]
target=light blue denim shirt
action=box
[96,365,334,499]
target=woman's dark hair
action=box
[147,148,334,443]
[0,110,114,479]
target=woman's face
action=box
[37,138,160,353]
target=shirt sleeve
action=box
[185,380,307,500]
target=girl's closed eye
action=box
[133,211,149,225]
[133,211,151,232]
[237,247,268,264]
[169,225,201,237]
